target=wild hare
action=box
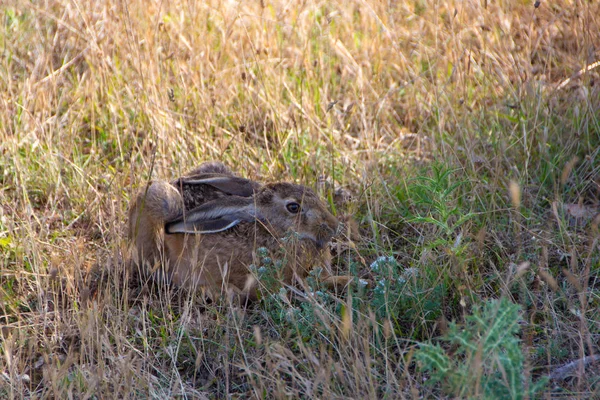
[128,162,352,302]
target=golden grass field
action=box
[1,0,599,398]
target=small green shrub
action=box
[402,165,477,240]
[253,246,344,343]
[368,256,446,338]
[415,297,548,399]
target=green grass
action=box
[1,0,600,398]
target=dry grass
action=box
[1,0,599,398]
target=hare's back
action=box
[170,174,260,210]
[173,181,230,210]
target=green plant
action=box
[368,255,446,338]
[415,297,548,399]
[254,246,350,344]
[403,165,477,240]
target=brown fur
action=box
[128,180,184,270]
[171,162,261,210]
[172,175,259,211]
[128,163,348,301]
[183,161,233,176]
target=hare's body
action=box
[171,162,260,210]
[172,175,260,211]
[163,221,329,298]
[128,162,344,301]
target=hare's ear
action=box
[176,176,259,197]
[165,197,258,234]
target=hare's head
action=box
[254,183,339,248]
[165,182,339,249]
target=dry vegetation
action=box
[1,0,600,398]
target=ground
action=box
[1,0,599,398]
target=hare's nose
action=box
[320,223,336,237]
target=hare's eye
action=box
[286,202,301,214]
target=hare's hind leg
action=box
[128,181,184,269]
